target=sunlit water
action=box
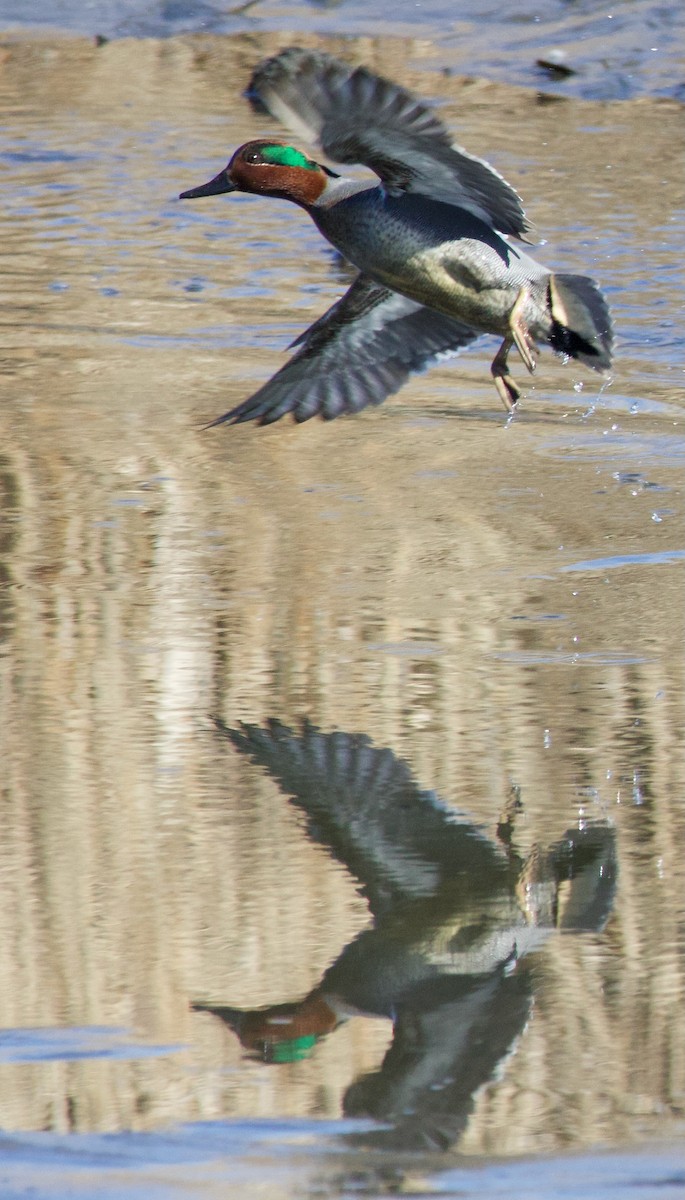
[4,0,685,101]
[0,18,683,1200]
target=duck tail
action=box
[547,273,613,372]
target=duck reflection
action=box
[195,719,617,1150]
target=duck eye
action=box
[244,149,264,164]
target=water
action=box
[0,12,683,1199]
[2,0,685,101]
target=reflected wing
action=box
[248,47,531,239]
[207,274,479,427]
[344,963,533,1151]
[215,718,507,916]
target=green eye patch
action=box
[261,144,317,170]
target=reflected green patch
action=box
[270,1035,318,1063]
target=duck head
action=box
[179,139,332,207]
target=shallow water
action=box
[3,0,685,101]
[0,20,684,1200]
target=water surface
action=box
[0,24,683,1199]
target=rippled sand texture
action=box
[0,34,683,1151]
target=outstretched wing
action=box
[247,47,531,240]
[215,717,506,916]
[207,274,479,427]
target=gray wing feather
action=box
[216,717,505,914]
[207,274,479,427]
[247,47,531,240]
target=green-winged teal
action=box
[180,47,613,426]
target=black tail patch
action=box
[549,320,599,361]
[547,273,613,371]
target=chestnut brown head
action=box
[179,140,328,208]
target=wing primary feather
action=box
[204,275,480,428]
[247,47,531,238]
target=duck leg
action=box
[491,335,520,410]
[491,286,540,411]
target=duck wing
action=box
[247,47,531,240]
[216,717,506,917]
[206,273,479,427]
